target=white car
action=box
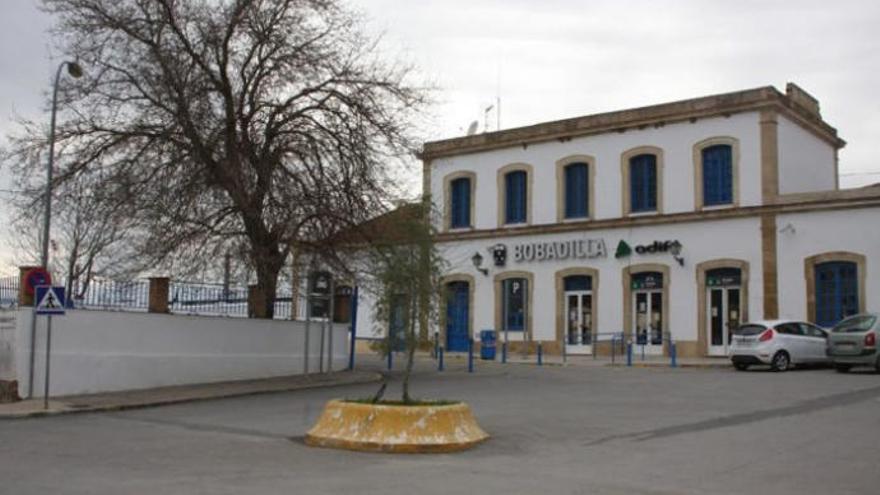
[729,319,830,371]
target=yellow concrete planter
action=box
[305,399,489,453]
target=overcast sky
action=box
[2,0,879,275]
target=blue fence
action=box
[0,276,17,309]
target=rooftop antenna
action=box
[484,104,494,133]
[466,120,479,136]
[496,59,502,131]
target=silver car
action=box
[729,319,830,371]
[828,313,879,373]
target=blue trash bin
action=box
[480,329,497,360]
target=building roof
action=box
[330,203,424,245]
[419,83,845,160]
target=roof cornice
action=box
[419,85,845,161]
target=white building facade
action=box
[358,83,880,358]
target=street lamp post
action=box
[27,60,83,399]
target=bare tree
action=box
[4,0,426,317]
[6,163,137,299]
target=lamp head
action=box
[471,252,483,269]
[67,61,84,79]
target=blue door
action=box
[446,282,470,352]
[815,262,858,327]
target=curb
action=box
[0,371,382,420]
[607,362,731,369]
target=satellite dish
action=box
[466,121,479,136]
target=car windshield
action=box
[734,324,766,336]
[831,315,877,333]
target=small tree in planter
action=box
[305,201,489,452]
[367,200,444,404]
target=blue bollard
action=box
[502,342,507,364]
[670,341,677,368]
[626,342,633,367]
[438,346,444,371]
[537,342,543,366]
[611,336,616,365]
[468,339,474,373]
[387,350,393,370]
[433,332,439,359]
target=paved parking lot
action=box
[2,360,879,494]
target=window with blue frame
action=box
[702,144,733,206]
[629,154,658,213]
[564,162,589,219]
[502,278,527,331]
[505,170,527,224]
[815,261,859,327]
[449,177,471,228]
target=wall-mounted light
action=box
[670,241,685,267]
[472,252,489,276]
[779,223,796,235]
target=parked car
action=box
[827,313,879,373]
[729,319,830,371]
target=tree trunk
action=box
[251,251,283,319]
[401,288,418,404]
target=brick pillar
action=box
[18,266,41,306]
[148,277,170,314]
[0,381,19,403]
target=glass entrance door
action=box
[633,290,663,355]
[707,287,741,356]
[565,291,592,354]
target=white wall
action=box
[360,216,764,350]
[14,310,349,397]
[0,307,15,381]
[431,112,763,229]
[776,208,880,321]
[777,115,837,194]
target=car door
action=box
[776,322,807,363]
[799,323,830,362]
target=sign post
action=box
[35,286,65,409]
[24,267,52,399]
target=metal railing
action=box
[169,281,248,317]
[0,276,18,309]
[71,278,151,311]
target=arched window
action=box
[629,154,657,213]
[702,144,733,206]
[564,162,589,219]
[449,177,471,228]
[505,170,527,224]
[502,277,528,331]
[815,261,859,326]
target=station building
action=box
[356,83,880,358]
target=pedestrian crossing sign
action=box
[35,286,66,315]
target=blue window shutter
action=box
[630,159,642,212]
[815,261,859,326]
[450,178,470,228]
[630,155,657,212]
[506,171,526,223]
[565,163,588,218]
[703,145,732,206]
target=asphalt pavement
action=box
[1,357,879,494]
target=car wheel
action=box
[771,351,790,372]
[733,362,749,371]
[834,364,851,373]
